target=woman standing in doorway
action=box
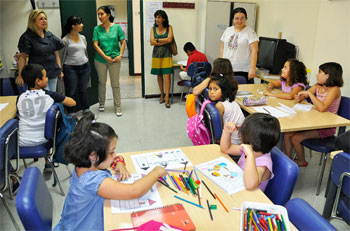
[93,5,125,117]
[61,16,91,117]
[150,10,174,108]
[219,7,258,84]
[17,9,64,91]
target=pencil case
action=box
[242,96,267,106]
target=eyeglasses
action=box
[234,17,246,21]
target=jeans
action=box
[45,78,58,91]
[63,62,91,113]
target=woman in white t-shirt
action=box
[219,7,258,84]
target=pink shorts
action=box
[317,127,336,138]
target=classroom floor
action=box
[1,65,348,230]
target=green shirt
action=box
[92,24,125,63]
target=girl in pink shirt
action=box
[220,113,281,191]
[284,62,344,167]
[264,59,308,100]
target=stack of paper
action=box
[253,106,290,117]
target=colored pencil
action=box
[201,180,216,199]
[268,217,273,231]
[169,174,181,191]
[244,209,248,231]
[166,168,189,173]
[214,193,229,213]
[159,176,169,186]
[196,188,201,206]
[185,170,193,187]
[174,195,203,208]
[206,199,213,220]
[280,215,287,231]
[157,180,177,193]
[194,168,200,181]
[183,161,188,170]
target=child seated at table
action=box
[17,64,76,172]
[220,113,281,191]
[284,62,344,167]
[263,59,307,99]
[54,113,167,231]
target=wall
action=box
[133,0,142,74]
[96,0,127,22]
[0,0,62,77]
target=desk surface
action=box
[236,84,350,133]
[0,96,17,127]
[104,144,296,230]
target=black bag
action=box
[335,130,350,153]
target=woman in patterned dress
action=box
[150,10,174,108]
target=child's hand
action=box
[223,122,237,133]
[266,84,273,91]
[153,166,167,178]
[240,144,254,157]
[116,162,130,181]
[263,89,272,96]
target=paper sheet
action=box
[110,174,163,214]
[177,60,187,66]
[0,103,8,112]
[277,103,297,115]
[131,149,192,174]
[293,103,313,112]
[262,75,280,80]
[236,91,254,98]
[253,106,290,117]
[195,156,245,195]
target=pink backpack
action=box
[186,100,212,145]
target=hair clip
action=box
[92,120,96,124]
[219,73,223,76]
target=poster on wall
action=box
[146,2,163,42]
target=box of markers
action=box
[240,202,291,231]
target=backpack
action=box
[53,103,76,165]
[186,100,212,145]
[186,94,196,118]
[191,71,207,87]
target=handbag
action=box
[170,37,178,56]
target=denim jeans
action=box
[45,78,58,91]
[63,62,91,113]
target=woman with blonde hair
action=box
[17,9,64,91]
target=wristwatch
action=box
[156,38,159,43]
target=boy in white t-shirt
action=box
[17,64,76,174]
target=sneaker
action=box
[177,80,184,86]
[99,105,105,112]
[116,109,123,117]
[43,163,53,181]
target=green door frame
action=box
[140,0,145,97]
[127,0,134,76]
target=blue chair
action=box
[285,198,336,231]
[0,119,21,231]
[234,75,247,84]
[16,166,53,231]
[180,62,212,102]
[265,147,299,205]
[0,77,27,96]
[195,98,222,144]
[19,103,65,196]
[301,96,350,195]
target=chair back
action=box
[0,119,18,191]
[16,167,53,230]
[331,152,350,198]
[187,62,212,78]
[337,96,350,134]
[44,103,60,153]
[285,198,336,231]
[234,75,247,84]
[265,147,299,205]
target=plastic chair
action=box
[234,75,247,84]
[195,98,222,144]
[180,62,212,103]
[19,104,65,196]
[0,77,27,96]
[0,119,21,231]
[285,198,336,231]
[301,96,350,195]
[16,166,53,231]
[327,152,350,225]
[265,147,299,205]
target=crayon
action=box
[174,195,203,208]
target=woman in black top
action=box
[16,9,64,92]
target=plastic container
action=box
[240,201,291,231]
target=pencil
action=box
[174,195,203,208]
[214,193,229,213]
[169,174,181,191]
[157,180,177,193]
[263,107,271,114]
[206,199,213,221]
[201,180,216,199]
[196,188,201,206]
[185,170,193,187]
[184,161,188,170]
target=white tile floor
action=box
[1,60,348,230]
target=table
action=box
[171,63,181,104]
[255,73,280,83]
[104,144,297,230]
[236,84,350,132]
[0,96,17,127]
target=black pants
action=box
[234,71,254,84]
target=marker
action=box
[214,193,229,213]
[201,180,216,199]
[206,200,213,221]
[174,195,203,208]
[185,170,193,187]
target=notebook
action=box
[131,203,196,231]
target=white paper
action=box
[177,60,187,66]
[146,2,163,42]
[293,103,313,112]
[277,103,296,115]
[253,106,290,117]
[262,75,280,80]
[195,156,245,195]
[131,149,192,174]
[0,103,8,112]
[236,91,253,97]
[110,174,163,214]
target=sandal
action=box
[294,160,308,167]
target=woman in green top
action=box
[150,10,174,108]
[93,5,125,116]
